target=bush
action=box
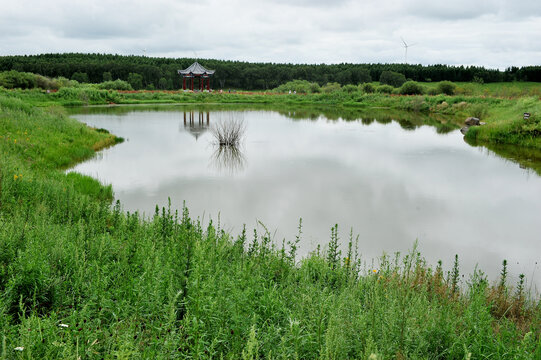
[376,85,394,94]
[437,81,457,95]
[274,80,319,94]
[361,83,375,94]
[0,70,37,89]
[379,71,406,87]
[309,82,321,93]
[97,79,133,91]
[321,82,341,93]
[470,103,488,119]
[35,75,62,90]
[341,84,359,93]
[399,81,425,95]
[427,87,439,95]
[55,77,77,88]
[404,97,430,112]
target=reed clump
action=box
[210,116,246,147]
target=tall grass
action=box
[1,93,540,358]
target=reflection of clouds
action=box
[71,109,541,288]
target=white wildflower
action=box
[59,323,69,328]
[15,347,24,351]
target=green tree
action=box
[351,68,372,84]
[158,77,168,90]
[127,73,143,90]
[102,71,112,82]
[379,71,406,87]
[71,71,89,83]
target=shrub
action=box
[35,75,61,90]
[274,80,319,94]
[342,84,359,93]
[361,83,375,93]
[379,71,406,87]
[399,81,425,95]
[473,76,484,84]
[376,85,394,94]
[437,81,457,95]
[427,87,439,95]
[309,82,321,93]
[322,82,341,93]
[97,79,133,91]
[404,97,430,112]
[470,104,488,119]
[55,77,77,88]
[0,70,37,89]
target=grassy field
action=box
[1,92,541,358]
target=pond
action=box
[69,105,541,290]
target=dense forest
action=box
[0,53,540,90]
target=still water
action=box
[70,105,541,290]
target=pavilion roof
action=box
[178,62,215,76]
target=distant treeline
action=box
[0,53,540,90]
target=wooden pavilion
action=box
[178,62,215,91]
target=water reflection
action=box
[179,110,248,174]
[68,105,541,290]
[210,145,246,174]
[465,137,541,176]
[208,112,247,174]
[182,110,210,140]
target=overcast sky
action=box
[1,0,540,69]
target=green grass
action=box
[1,94,541,358]
[4,80,541,172]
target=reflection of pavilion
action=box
[183,111,210,140]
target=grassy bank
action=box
[464,97,541,147]
[1,96,541,357]
[2,81,540,151]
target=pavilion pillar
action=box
[183,77,186,90]
[207,78,210,91]
[200,77,204,91]
[191,77,194,91]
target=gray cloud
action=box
[0,0,539,68]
